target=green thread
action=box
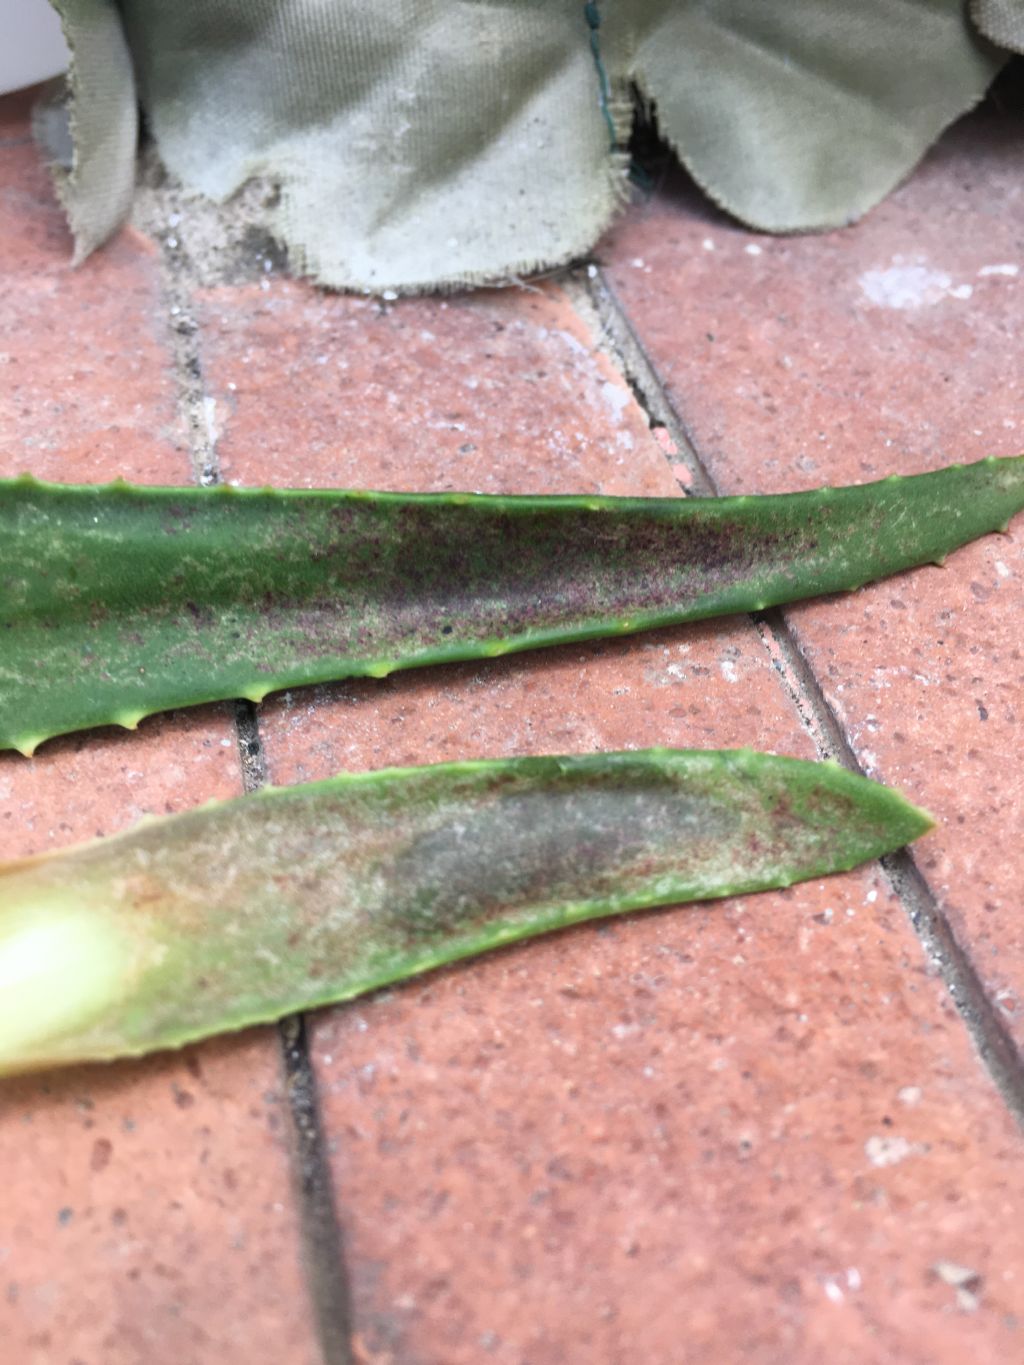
[585,2,617,152]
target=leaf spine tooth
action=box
[366,660,394,678]
[243,690,266,705]
[483,641,509,658]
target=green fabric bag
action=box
[43,0,1020,291]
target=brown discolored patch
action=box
[90,1138,113,1173]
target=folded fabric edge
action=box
[35,0,137,264]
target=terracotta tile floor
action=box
[1,84,1023,1364]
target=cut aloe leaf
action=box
[1,454,1022,755]
[0,748,931,1075]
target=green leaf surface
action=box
[0,748,932,1075]
[2,455,1023,755]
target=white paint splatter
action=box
[557,329,588,357]
[744,243,762,256]
[859,262,974,310]
[719,659,739,683]
[201,396,219,447]
[865,1134,916,1167]
[933,1261,982,1312]
[599,380,630,424]
[978,263,1019,277]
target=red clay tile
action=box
[210,276,1024,1362]
[602,108,1024,1049]
[0,1035,318,1365]
[0,94,189,485]
[0,92,321,1365]
[316,909,1023,1365]
[0,707,241,861]
[196,280,669,494]
[258,620,798,789]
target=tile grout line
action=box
[146,188,356,1363]
[561,269,717,498]
[143,196,219,488]
[566,264,1024,1129]
[235,703,356,1365]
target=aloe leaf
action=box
[0,748,931,1075]
[2,454,1022,755]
